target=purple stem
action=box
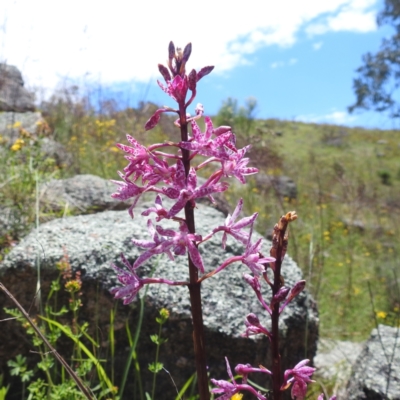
[179,102,210,400]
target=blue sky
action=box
[1,0,397,129]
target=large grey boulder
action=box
[39,174,130,214]
[345,325,400,399]
[0,64,35,112]
[0,201,318,398]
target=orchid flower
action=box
[211,198,258,248]
[162,160,228,218]
[222,145,258,184]
[211,358,267,400]
[281,359,316,400]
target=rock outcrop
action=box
[1,199,318,399]
[39,174,132,214]
[0,63,35,112]
[314,339,364,397]
[345,324,400,399]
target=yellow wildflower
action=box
[353,286,361,295]
[65,280,82,293]
[10,138,25,151]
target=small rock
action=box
[254,173,297,200]
[0,64,35,112]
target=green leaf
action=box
[37,357,54,372]
[47,329,61,346]
[7,355,27,377]
[149,334,159,344]
[175,372,196,400]
[21,369,34,383]
[32,336,44,347]
[3,308,23,319]
[49,305,69,316]
[50,280,61,292]
[0,385,9,400]
[148,362,163,373]
[75,359,93,377]
[27,378,47,399]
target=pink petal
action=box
[187,241,204,273]
[230,198,243,222]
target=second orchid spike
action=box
[270,210,298,267]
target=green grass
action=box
[233,119,400,339]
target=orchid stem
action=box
[179,102,210,400]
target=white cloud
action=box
[306,0,377,35]
[271,61,285,69]
[313,41,323,50]
[296,110,357,125]
[271,58,298,68]
[0,0,380,91]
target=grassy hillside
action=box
[1,92,399,342]
[236,119,400,339]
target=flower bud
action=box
[288,280,306,301]
[270,286,290,308]
[197,65,214,82]
[145,109,164,131]
[158,63,171,82]
[245,313,260,326]
[243,273,261,292]
[182,42,192,63]
[168,41,175,61]
[188,69,197,91]
[195,103,204,116]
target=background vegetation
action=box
[1,84,400,398]
[1,88,399,342]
